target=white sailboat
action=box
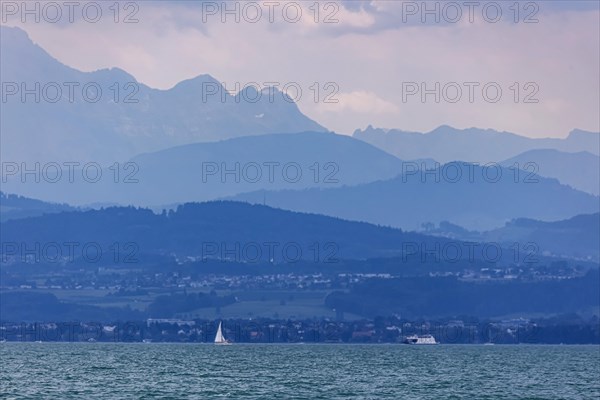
[214,321,231,345]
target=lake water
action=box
[1,343,599,399]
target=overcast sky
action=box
[2,0,599,138]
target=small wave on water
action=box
[88,366,118,371]
[1,343,599,399]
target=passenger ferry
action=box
[403,334,437,345]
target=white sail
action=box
[214,322,227,343]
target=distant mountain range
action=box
[353,125,600,164]
[425,213,600,262]
[230,163,600,231]
[5,129,598,223]
[3,25,598,233]
[1,132,405,206]
[0,26,326,164]
[500,149,600,196]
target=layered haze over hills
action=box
[1,131,406,206]
[500,149,600,196]
[1,20,599,325]
[425,213,600,262]
[2,24,599,223]
[353,125,600,164]
[231,163,599,231]
[351,125,600,198]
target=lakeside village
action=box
[2,315,598,344]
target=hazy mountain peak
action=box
[1,27,327,164]
[0,25,79,79]
[1,25,30,41]
[90,67,137,83]
[568,128,600,139]
[169,74,222,91]
[429,124,457,134]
